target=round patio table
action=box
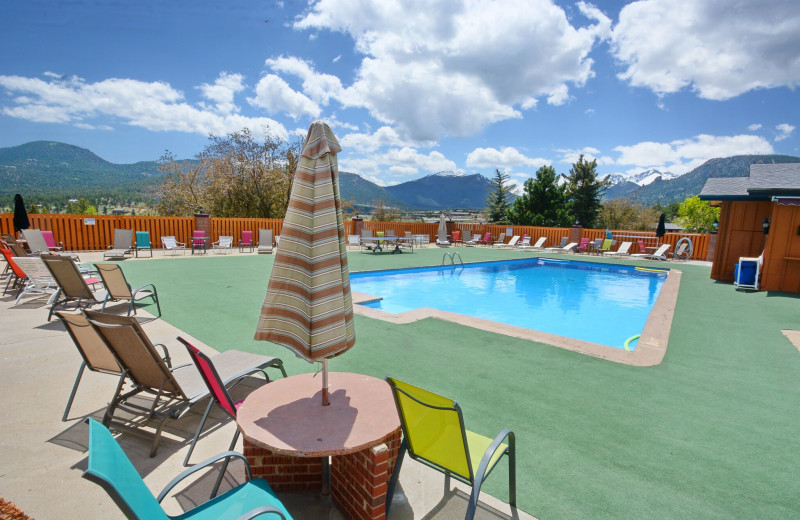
[237,372,401,520]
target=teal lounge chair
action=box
[135,231,153,258]
[83,418,292,519]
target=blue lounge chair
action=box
[83,418,292,519]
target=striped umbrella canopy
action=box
[255,121,355,406]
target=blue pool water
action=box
[350,258,667,349]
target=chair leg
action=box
[62,362,87,421]
[211,429,241,498]
[385,438,407,516]
[183,399,215,466]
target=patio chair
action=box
[95,263,162,318]
[191,231,207,254]
[347,234,360,250]
[161,236,186,255]
[514,235,532,249]
[83,418,292,520]
[135,231,153,258]
[2,233,29,258]
[545,241,578,253]
[105,229,135,260]
[179,337,265,487]
[598,238,613,255]
[576,237,591,254]
[258,229,274,254]
[734,254,762,291]
[494,235,520,248]
[212,235,233,254]
[56,311,152,422]
[494,233,507,246]
[477,232,492,246]
[527,236,547,250]
[462,230,476,246]
[637,240,647,254]
[1,247,27,297]
[239,230,254,252]
[10,257,58,305]
[604,241,632,257]
[385,377,516,520]
[435,227,450,246]
[451,230,462,245]
[41,230,64,251]
[41,254,101,321]
[84,310,286,457]
[632,243,670,260]
[22,229,81,260]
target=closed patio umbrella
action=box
[255,120,355,406]
[656,213,666,244]
[13,194,30,234]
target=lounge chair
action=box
[0,247,26,296]
[385,377,516,520]
[514,235,531,249]
[347,234,360,250]
[191,230,207,254]
[41,254,101,321]
[95,263,161,318]
[41,230,63,252]
[494,235,520,248]
[604,241,632,257]
[10,257,58,305]
[258,228,274,254]
[135,231,153,258]
[83,418,293,520]
[105,229,134,260]
[734,254,762,290]
[84,310,286,457]
[212,235,233,254]
[161,235,186,255]
[56,311,162,422]
[576,237,591,254]
[451,230,462,245]
[598,238,613,255]
[631,243,670,260]
[477,232,492,246]
[22,229,80,260]
[527,236,547,250]
[463,231,477,246]
[239,230,254,252]
[493,233,507,246]
[545,241,577,253]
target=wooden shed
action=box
[700,163,800,293]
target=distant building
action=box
[111,208,127,215]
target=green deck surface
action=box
[119,247,800,520]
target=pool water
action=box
[351,258,667,349]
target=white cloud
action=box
[294,0,610,141]
[612,0,800,100]
[748,123,762,131]
[557,146,610,165]
[466,147,549,169]
[613,134,775,174]
[775,123,795,142]
[340,126,420,154]
[198,72,245,114]
[339,146,458,186]
[266,56,346,106]
[0,73,290,140]
[248,74,320,119]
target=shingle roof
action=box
[748,163,800,192]
[699,177,751,199]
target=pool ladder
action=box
[442,252,464,267]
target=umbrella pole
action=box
[322,359,330,406]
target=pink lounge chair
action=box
[478,232,492,246]
[191,230,206,253]
[240,230,254,252]
[577,237,590,254]
[41,230,63,251]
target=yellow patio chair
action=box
[385,377,516,520]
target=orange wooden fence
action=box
[0,213,711,260]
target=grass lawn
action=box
[119,247,800,520]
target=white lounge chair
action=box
[212,235,233,254]
[519,236,547,250]
[494,235,520,248]
[631,243,670,260]
[545,242,578,254]
[161,236,186,255]
[603,241,632,257]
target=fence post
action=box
[194,212,210,238]
[569,225,582,245]
[706,231,717,262]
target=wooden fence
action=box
[0,213,711,260]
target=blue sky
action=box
[1,0,798,189]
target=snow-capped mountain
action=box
[602,169,680,186]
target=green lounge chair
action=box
[385,377,516,520]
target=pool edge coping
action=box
[352,267,681,367]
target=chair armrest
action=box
[234,506,287,520]
[474,429,514,483]
[157,451,252,502]
[154,342,171,367]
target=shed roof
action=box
[700,162,800,200]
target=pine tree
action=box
[507,165,570,226]
[565,155,608,228]
[484,169,514,223]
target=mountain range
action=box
[1,141,798,210]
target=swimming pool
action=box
[351,258,668,350]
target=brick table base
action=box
[244,427,402,520]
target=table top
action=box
[237,372,400,457]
